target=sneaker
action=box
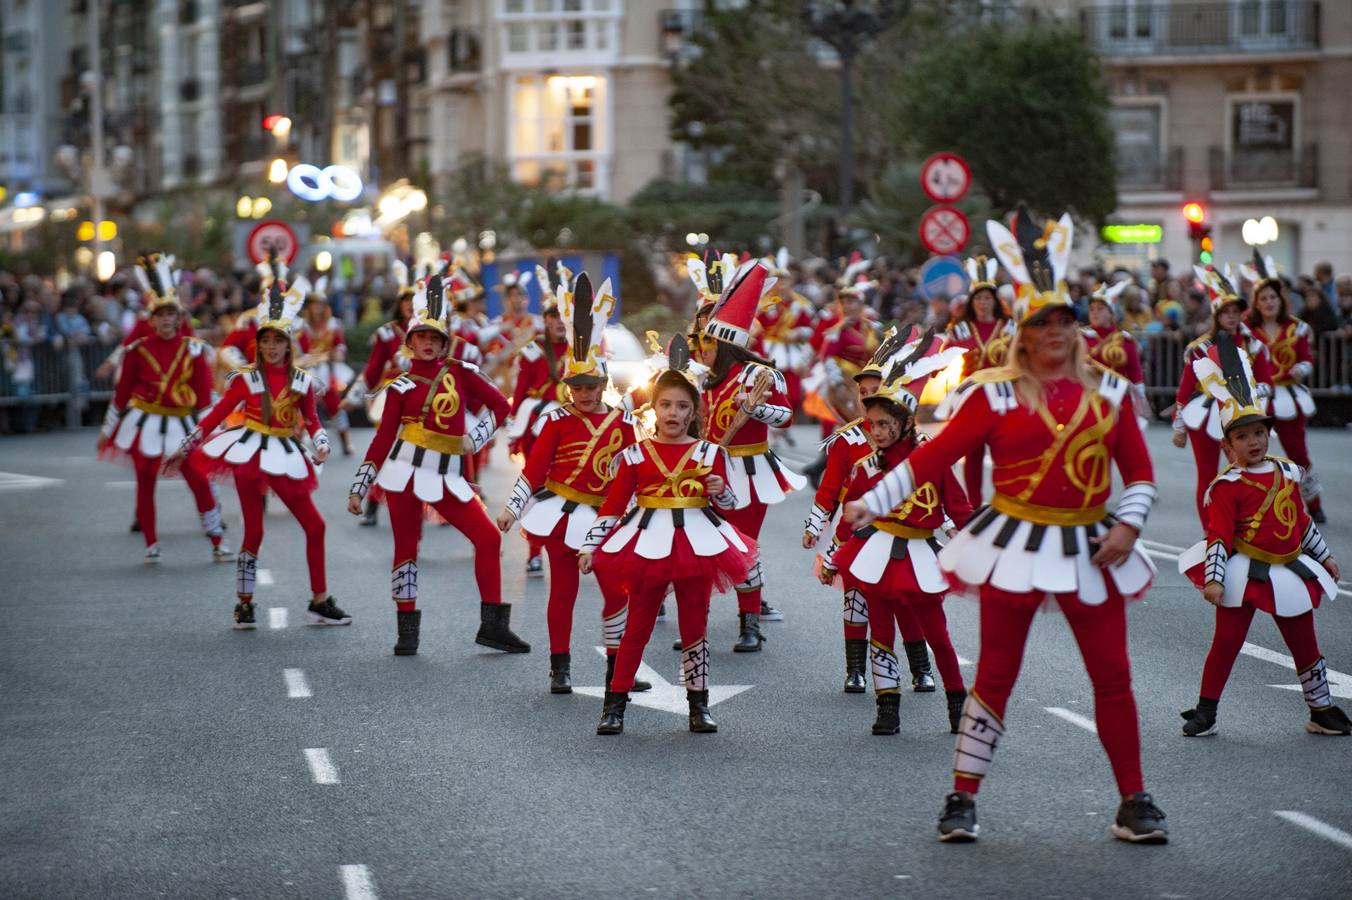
[306,596,353,626]
[1181,706,1218,737]
[656,602,668,623]
[937,792,978,843]
[212,542,235,563]
[526,556,544,577]
[144,544,161,565]
[130,518,142,533]
[1110,792,1168,844]
[1307,705,1352,736]
[759,600,784,622]
[233,601,257,630]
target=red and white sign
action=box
[246,220,299,265]
[920,152,972,204]
[919,206,970,256]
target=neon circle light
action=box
[287,164,364,203]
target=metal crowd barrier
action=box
[0,341,118,428]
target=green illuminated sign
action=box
[1102,224,1163,244]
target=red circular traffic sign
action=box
[919,206,970,256]
[246,220,299,265]
[920,152,973,203]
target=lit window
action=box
[510,74,608,194]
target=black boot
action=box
[360,499,378,527]
[905,640,936,692]
[549,652,572,694]
[605,653,651,693]
[803,450,827,489]
[596,691,627,735]
[844,638,868,693]
[872,693,901,735]
[733,612,763,653]
[475,602,531,653]
[688,689,718,733]
[946,689,967,734]
[394,610,421,656]
[1181,696,1219,737]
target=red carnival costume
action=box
[177,277,348,630]
[1175,332,1348,737]
[755,249,816,415]
[348,271,527,656]
[498,272,643,692]
[297,289,354,455]
[823,335,972,736]
[856,209,1166,845]
[98,253,227,563]
[940,256,1016,507]
[1082,280,1148,429]
[1173,265,1274,521]
[699,261,807,649]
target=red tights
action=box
[1188,430,1223,524]
[1272,417,1322,514]
[387,489,500,610]
[1198,605,1320,700]
[609,577,711,693]
[843,591,924,644]
[722,502,768,614]
[544,537,626,654]
[235,469,326,594]
[134,450,216,548]
[866,591,964,691]
[955,587,1143,798]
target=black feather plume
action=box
[706,250,725,296]
[883,327,937,389]
[141,253,164,297]
[868,323,914,370]
[1251,248,1271,281]
[268,280,285,321]
[666,333,691,373]
[265,248,279,279]
[426,273,444,321]
[1012,205,1054,292]
[571,273,594,363]
[1214,330,1254,410]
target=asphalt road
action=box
[2,423,1351,899]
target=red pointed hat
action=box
[702,261,771,349]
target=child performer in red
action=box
[1176,331,1348,737]
[1242,251,1324,522]
[496,273,645,693]
[347,273,527,657]
[823,333,971,736]
[297,286,355,456]
[847,209,1166,845]
[580,345,756,736]
[804,326,938,693]
[167,277,348,630]
[1083,280,1150,427]
[98,253,229,564]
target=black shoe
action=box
[905,641,935,692]
[804,451,827,489]
[872,693,901,735]
[394,610,421,656]
[233,601,257,630]
[129,518,141,533]
[656,602,668,622]
[1181,699,1218,737]
[359,501,378,527]
[605,654,650,692]
[1110,792,1168,844]
[549,652,572,694]
[672,639,683,651]
[306,596,353,626]
[844,638,868,693]
[688,689,718,733]
[759,600,784,622]
[733,612,763,653]
[596,691,627,735]
[526,556,544,577]
[938,792,978,843]
[946,689,967,735]
[1311,505,1327,524]
[1308,704,1352,735]
[475,602,531,652]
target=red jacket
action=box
[197,362,321,439]
[522,405,639,500]
[1083,325,1143,385]
[361,356,510,467]
[113,333,213,416]
[834,436,973,542]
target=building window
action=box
[1109,101,1165,188]
[498,0,620,65]
[509,74,608,196]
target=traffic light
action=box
[1199,234,1214,265]
[1183,201,1212,262]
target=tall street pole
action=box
[838,50,854,221]
[88,2,107,270]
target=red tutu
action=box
[595,527,757,595]
[1183,561,1322,614]
[832,540,940,597]
[199,453,320,493]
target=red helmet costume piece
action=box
[559,272,615,387]
[701,261,775,349]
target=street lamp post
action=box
[801,0,902,225]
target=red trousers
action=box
[1188,430,1223,523]
[1199,605,1320,700]
[387,489,500,607]
[544,536,626,655]
[962,452,985,509]
[609,576,711,693]
[955,586,1143,799]
[134,450,215,548]
[864,590,964,692]
[235,469,326,594]
[1272,416,1322,514]
[721,502,768,614]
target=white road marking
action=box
[1242,642,1352,699]
[572,647,752,715]
[1044,706,1098,734]
[103,480,136,489]
[0,471,64,491]
[339,864,378,900]
[268,607,288,629]
[304,748,339,785]
[1274,811,1352,851]
[283,668,312,699]
[257,568,274,586]
[957,654,974,666]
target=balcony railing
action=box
[1119,145,1184,191]
[1082,1,1320,58]
[660,9,708,64]
[448,27,482,74]
[1209,143,1317,189]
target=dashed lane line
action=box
[268,607,288,629]
[257,568,274,586]
[304,748,339,785]
[283,668,312,699]
[340,864,378,900]
[1044,707,1098,734]
[0,471,64,491]
[1274,811,1352,851]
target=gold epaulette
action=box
[966,366,1018,385]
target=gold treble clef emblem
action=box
[591,428,625,486]
[664,465,712,498]
[431,372,460,428]
[1272,476,1298,541]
